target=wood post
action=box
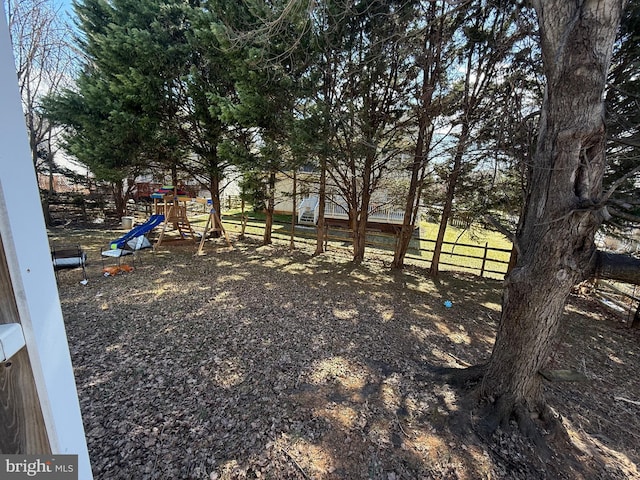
[480,242,489,278]
[197,209,232,255]
[0,235,50,454]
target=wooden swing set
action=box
[194,198,232,255]
[151,186,231,253]
[152,186,196,249]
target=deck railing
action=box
[298,197,319,224]
[299,196,405,225]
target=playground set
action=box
[100,186,231,270]
[152,186,195,247]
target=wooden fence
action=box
[595,279,640,327]
[220,217,512,279]
[214,216,640,321]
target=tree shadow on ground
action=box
[51,227,639,479]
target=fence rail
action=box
[221,217,512,279]
[595,279,640,326]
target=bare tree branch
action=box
[7,0,75,169]
[600,163,640,204]
[606,206,640,224]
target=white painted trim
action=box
[0,5,92,479]
[0,323,26,362]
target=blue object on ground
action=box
[444,300,453,308]
[109,214,165,249]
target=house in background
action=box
[273,168,411,234]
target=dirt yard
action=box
[49,227,640,479]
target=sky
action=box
[58,0,76,23]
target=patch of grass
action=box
[418,221,512,278]
[219,210,513,277]
[223,209,293,224]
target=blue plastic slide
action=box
[109,214,165,249]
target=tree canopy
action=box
[6,0,76,224]
[41,0,638,251]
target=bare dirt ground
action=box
[49,227,640,480]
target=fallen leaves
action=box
[49,228,640,479]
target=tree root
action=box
[435,365,569,462]
[432,363,486,388]
[433,364,603,476]
[514,403,553,461]
[475,395,563,462]
[434,364,582,463]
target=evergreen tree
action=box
[311,0,417,263]
[603,1,640,231]
[429,0,524,276]
[391,0,465,269]
[45,0,194,216]
[218,0,310,245]
[169,1,236,215]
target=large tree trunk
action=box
[41,147,56,227]
[210,173,222,218]
[264,206,274,245]
[206,174,222,238]
[171,164,179,188]
[351,155,374,263]
[112,180,127,219]
[393,217,418,270]
[478,0,625,439]
[41,162,54,227]
[208,145,223,219]
[350,208,365,263]
[351,169,373,263]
